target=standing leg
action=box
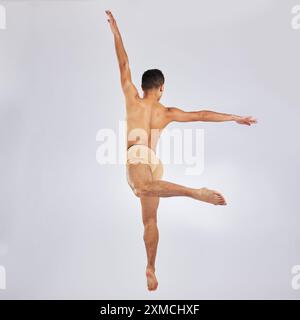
[140,196,160,291]
[126,163,160,290]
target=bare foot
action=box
[146,267,158,291]
[192,187,227,205]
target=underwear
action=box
[126,144,163,180]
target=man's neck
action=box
[143,90,160,102]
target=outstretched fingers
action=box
[105,9,119,34]
[239,116,257,126]
[105,10,115,22]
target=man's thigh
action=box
[126,163,153,191]
[152,159,163,181]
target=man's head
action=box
[141,69,164,100]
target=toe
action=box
[217,196,226,205]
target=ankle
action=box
[146,265,155,273]
[190,188,199,198]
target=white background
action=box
[0,0,300,299]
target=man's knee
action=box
[143,216,157,227]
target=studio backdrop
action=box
[0,0,300,299]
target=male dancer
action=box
[105,10,257,291]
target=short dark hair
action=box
[141,69,164,91]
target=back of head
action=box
[141,69,165,91]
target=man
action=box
[105,10,257,291]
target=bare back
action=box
[126,96,169,152]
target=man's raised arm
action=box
[105,10,138,98]
[166,107,257,126]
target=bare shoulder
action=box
[124,88,141,103]
[152,102,168,115]
[125,93,142,109]
[150,102,172,128]
[156,102,175,119]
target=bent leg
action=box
[140,196,159,291]
[127,163,226,205]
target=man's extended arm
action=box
[105,10,138,97]
[166,107,257,126]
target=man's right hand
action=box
[105,10,119,36]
